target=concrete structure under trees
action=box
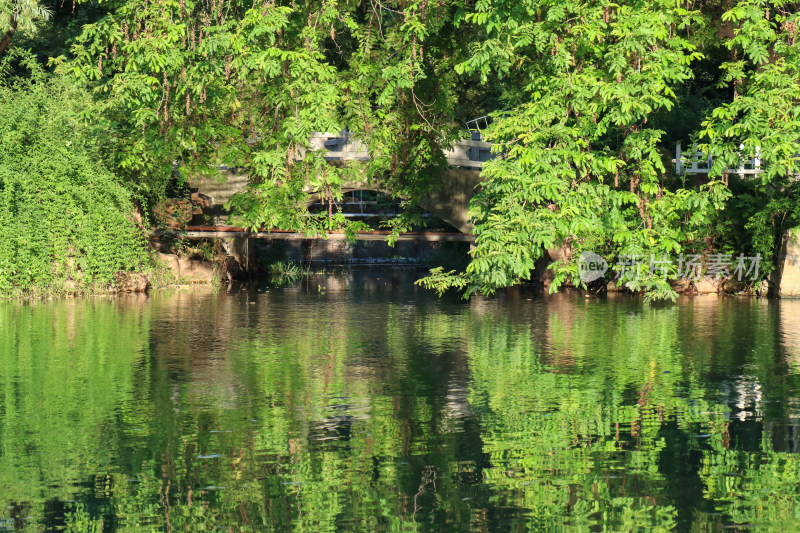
[190,134,491,233]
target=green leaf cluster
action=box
[699,0,800,276]
[66,0,472,235]
[421,0,737,299]
[52,0,800,299]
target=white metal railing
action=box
[465,116,490,141]
[675,142,762,177]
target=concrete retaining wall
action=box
[258,238,468,265]
[770,228,800,298]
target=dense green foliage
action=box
[0,52,148,295]
[1,0,799,297]
[412,0,720,299]
[700,0,800,275]
[421,0,799,299]
[66,0,473,233]
[0,0,52,55]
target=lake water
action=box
[2,270,800,531]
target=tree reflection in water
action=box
[0,277,798,531]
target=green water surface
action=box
[2,271,800,531]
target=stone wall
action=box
[156,253,216,284]
[770,228,800,298]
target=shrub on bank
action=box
[0,54,149,295]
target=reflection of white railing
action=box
[308,132,493,170]
[674,142,762,177]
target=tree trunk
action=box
[0,18,18,56]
